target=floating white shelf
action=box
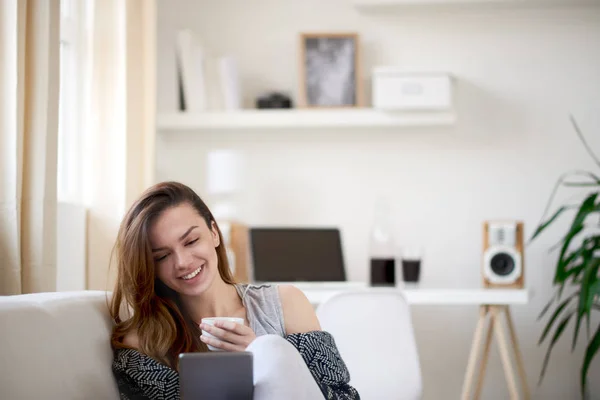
[156,109,456,131]
[354,0,600,8]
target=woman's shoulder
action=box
[236,283,320,335]
[276,284,309,305]
[236,282,309,302]
[276,284,322,335]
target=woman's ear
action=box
[210,221,220,247]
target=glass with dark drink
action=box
[402,259,420,282]
[401,247,423,283]
[370,257,396,286]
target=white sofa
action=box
[0,289,422,400]
[0,291,119,399]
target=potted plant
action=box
[531,116,600,398]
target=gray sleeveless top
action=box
[233,283,286,337]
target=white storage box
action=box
[372,69,453,110]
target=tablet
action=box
[178,351,254,400]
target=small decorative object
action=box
[530,116,599,398]
[372,68,453,111]
[299,32,362,108]
[255,92,293,109]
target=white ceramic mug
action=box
[201,317,244,351]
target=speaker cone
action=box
[490,252,515,276]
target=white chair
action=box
[316,289,422,400]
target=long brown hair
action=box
[109,181,235,369]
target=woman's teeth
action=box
[181,266,202,280]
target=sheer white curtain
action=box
[0,0,60,295]
[83,0,156,290]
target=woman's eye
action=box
[155,254,168,262]
[186,238,199,246]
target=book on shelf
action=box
[175,29,241,113]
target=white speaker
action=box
[482,221,524,288]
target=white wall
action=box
[155,1,600,398]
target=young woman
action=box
[109,181,359,400]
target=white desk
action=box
[296,284,530,306]
[292,283,532,400]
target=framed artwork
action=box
[299,33,362,108]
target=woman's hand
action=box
[199,320,257,352]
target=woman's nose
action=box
[175,250,194,269]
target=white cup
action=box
[201,317,244,351]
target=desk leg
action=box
[473,312,495,399]
[505,307,530,400]
[462,305,528,399]
[461,305,488,400]
[492,306,520,399]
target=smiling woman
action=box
[109,181,359,400]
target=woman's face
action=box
[149,203,221,297]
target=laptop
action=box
[248,227,366,290]
[179,352,253,400]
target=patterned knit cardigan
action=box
[112,330,360,400]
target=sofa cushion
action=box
[0,291,119,399]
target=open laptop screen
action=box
[249,227,346,282]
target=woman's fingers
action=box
[200,323,237,343]
[200,334,241,352]
[199,321,256,350]
[213,320,248,334]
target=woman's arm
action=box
[279,286,360,399]
[278,284,321,335]
[113,348,180,400]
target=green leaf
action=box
[530,171,600,245]
[570,114,600,168]
[538,291,558,321]
[565,265,586,288]
[560,237,600,285]
[572,313,583,353]
[581,260,600,314]
[556,253,583,284]
[548,219,598,258]
[570,193,599,232]
[581,323,600,397]
[555,225,584,284]
[548,230,579,255]
[586,279,600,338]
[539,293,577,346]
[573,259,600,351]
[564,182,600,187]
[559,236,600,282]
[531,206,569,242]
[554,196,598,284]
[586,272,600,340]
[558,282,567,302]
[539,310,575,385]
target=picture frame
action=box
[298,32,363,108]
